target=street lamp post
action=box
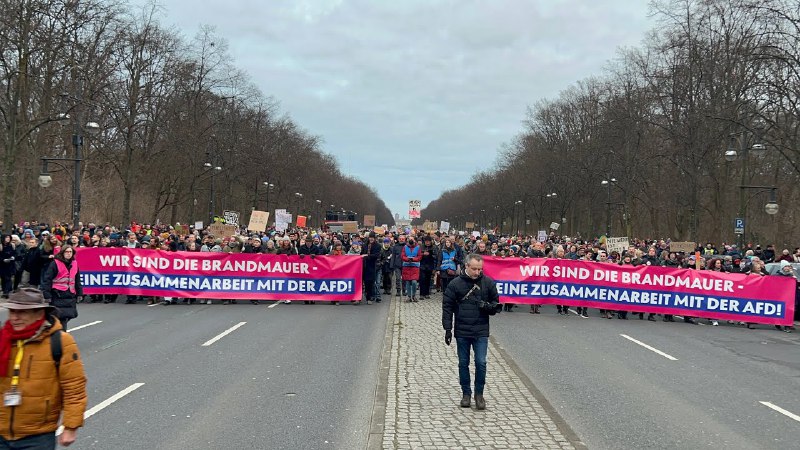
[38,113,100,229]
[726,129,767,248]
[514,200,522,235]
[294,192,303,221]
[263,182,274,213]
[600,179,616,237]
[204,162,222,223]
[739,185,779,243]
[315,199,322,228]
[545,193,557,229]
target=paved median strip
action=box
[760,401,800,423]
[56,382,145,436]
[202,322,247,346]
[68,320,103,332]
[619,334,678,361]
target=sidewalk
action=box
[373,292,583,449]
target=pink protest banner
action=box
[76,248,363,302]
[482,257,795,326]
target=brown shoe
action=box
[460,395,471,408]
[475,395,486,410]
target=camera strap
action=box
[458,283,481,305]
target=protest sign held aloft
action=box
[606,237,630,254]
[223,210,240,227]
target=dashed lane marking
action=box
[760,401,800,423]
[68,321,102,332]
[620,334,678,361]
[56,382,145,436]
[202,322,247,346]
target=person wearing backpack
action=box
[40,246,81,331]
[0,288,87,448]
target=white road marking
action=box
[268,302,281,309]
[760,401,800,423]
[56,382,145,436]
[202,322,247,346]
[68,321,102,332]
[619,334,678,361]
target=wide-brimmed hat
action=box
[1,288,54,310]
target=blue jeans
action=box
[404,280,418,298]
[0,432,55,449]
[456,336,488,396]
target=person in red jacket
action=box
[401,237,423,302]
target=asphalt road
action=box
[492,305,800,450]
[1,299,389,450]
[3,296,798,449]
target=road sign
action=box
[734,217,745,235]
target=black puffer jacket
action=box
[442,271,500,338]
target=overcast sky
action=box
[140,0,654,219]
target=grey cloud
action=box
[141,0,653,218]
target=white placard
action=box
[439,221,450,233]
[549,222,560,230]
[223,210,240,227]
[606,237,630,255]
[537,230,547,242]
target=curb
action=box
[491,335,589,450]
[366,297,396,450]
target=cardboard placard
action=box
[208,223,237,237]
[606,237,630,255]
[670,241,696,253]
[247,210,270,232]
[363,215,376,227]
[373,226,385,235]
[342,221,358,233]
[423,221,438,232]
[465,222,475,229]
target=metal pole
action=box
[72,77,83,230]
[738,132,748,249]
[209,172,215,224]
[606,182,612,238]
[252,180,259,210]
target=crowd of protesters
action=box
[1,220,797,332]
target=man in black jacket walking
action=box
[442,253,500,410]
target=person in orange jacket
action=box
[0,288,87,448]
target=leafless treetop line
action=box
[0,0,393,229]
[421,0,800,248]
